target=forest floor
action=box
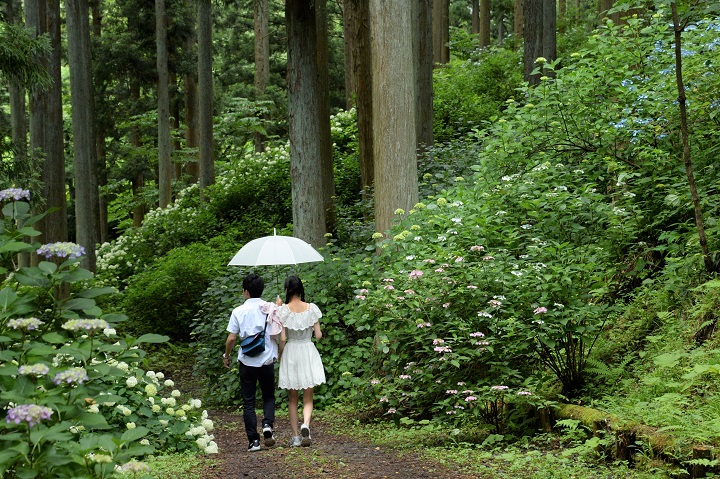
[162,354,477,479]
[196,409,478,479]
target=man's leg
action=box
[258,363,276,428]
[239,363,260,442]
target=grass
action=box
[313,406,682,479]
[115,452,212,479]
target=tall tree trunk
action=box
[415,0,433,150]
[66,0,100,271]
[171,72,182,183]
[348,0,373,194]
[198,0,214,194]
[286,0,326,247]
[90,0,108,244]
[254,0,270,153]
[523,0,543,85]
[370,0,418,235]
[471,0,479,34]
[514,0,523,46]
[670,2,713,273]
[8,0,27,173]
[9,0,30,268]
[432,0,449,65]
[598,0,618,23]
[315,0,335,235]
[129,79,145,227]
[542,0,556,66]
[479,0,491,48]
[156,0,172,208]
[25,0,47,170]
[184,30,200,183]
[342,0,356,109]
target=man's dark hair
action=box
[243,273,264,298]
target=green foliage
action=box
[0,22,51,88]
[433,47,522,143]
[121,242,226,342]
[0,197,214,479]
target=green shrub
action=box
[433,47,522,143]
[122,243,226,342]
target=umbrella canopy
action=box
[228,232,324,266]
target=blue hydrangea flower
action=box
[6,404,53,427]
[36,242,86,260]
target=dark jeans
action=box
[238,362,275,441]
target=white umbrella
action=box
[228,230,324,266]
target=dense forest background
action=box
[1,0,720,477]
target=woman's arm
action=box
[312,321,322,340]
[279,326,287,359]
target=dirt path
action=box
[199,411,477,479]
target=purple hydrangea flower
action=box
[36,242,86,260]
[6,404,53,427]
[62,319,109,332]
[0,188,31,202]
[18,364,50,377]
[6,317,43,331]
[53,367,89,386]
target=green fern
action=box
[585,353,635,385]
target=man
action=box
[223,273,278,452]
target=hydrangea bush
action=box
[0,193,214,478]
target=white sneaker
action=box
[300,424,311,447]
[289,436,302,447]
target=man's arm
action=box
[223,333,237,369]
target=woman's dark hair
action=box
[284,275,305,304]
[243,273,264,298]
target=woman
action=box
[276,275,326,447]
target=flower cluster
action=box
[62,319,110,332]
[18,364,50,377]
[53,367,89,385]
[36,242,86,260]
[6,404,53,427]
[6,317,43,331]
[0,188,30,201]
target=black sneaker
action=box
[262,425,276,447]
[248,439,261,452]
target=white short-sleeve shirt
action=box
[227,297,278,367]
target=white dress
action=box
[277,303,326,390]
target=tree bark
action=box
[342,0,356,109]
[542,0,556,66]
[184,16,200,183]
[479,0,491,48]
[315,0,336,235]
[286,0,326,247]
[129,79,145,227]
[66,0,100,271]
[415,0,433,150]
[348,0,374,194]
[198,0,215,194]
[370,0,418,235]
[9,0,30,268]
[89,0,108,244]
[432,0,449,65]
[254,0,270,153]
[514,0,524,46]
[523,0,543,85]
[471,0,479,34]
[25,0,47,172]
[7,0,27,169]
[156,0,172,208]
[671,2,713,274]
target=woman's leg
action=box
[302,387,314,426]
[288,389,300,437]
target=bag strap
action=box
[261,313,269,334]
